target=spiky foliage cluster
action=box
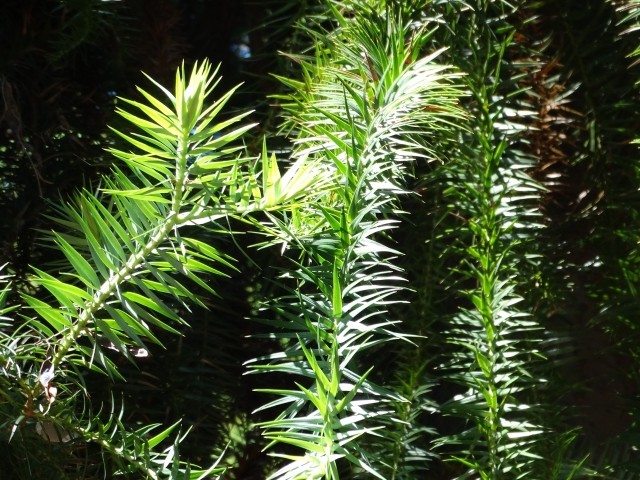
[394,0,640,477]
[0,60,329,478]
[2,0,640,478]
[246,3,465,478]
[367,1,551,477]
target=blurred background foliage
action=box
[1,0,640,478]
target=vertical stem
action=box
[466,2,510,476]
